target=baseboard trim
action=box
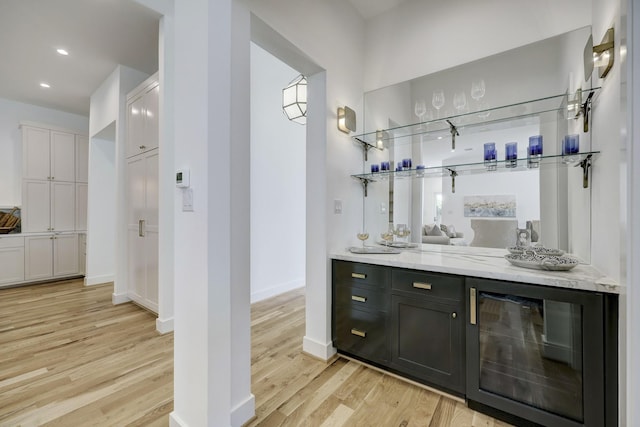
[231,393,256,427]
[156,316,174,334]
[302,336,336,361]
[169,412,187,427]
[112,292,131,305]
[85,274,115,286]
[250,279,304,303]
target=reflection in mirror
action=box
[362,26,593,263]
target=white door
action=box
[22,126,50,180]
[50,131,75,182]
[76,135,89,183]
[22,180,51,232]
[127,155,147,301]
[51,181,75,232]
[144,84,160,152]
[144,150,159,307]
[127,95,146,158]
[25,236,53,281]
[53,234,78,276]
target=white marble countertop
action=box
[331,244,621,294]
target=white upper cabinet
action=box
[126,74,160,158]
[22,125,75,182]
[75,135,89,183]
[22,126,51,180]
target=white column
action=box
[170,0,253,425]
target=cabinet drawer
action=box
[335,282,388,311]
[335,306,388,361]
[333,260,389,289]
[392,269,463,301]
[0,236,24,249]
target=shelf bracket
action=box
[447,168,458,193]
[355,177,373,197]
[446,120,459,151]
[354,137,373,161]
[581,90,595,132]
[576,154,592,188]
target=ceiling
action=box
[0,0,405,117]
[0,0,160,116]
[347,0,410,20]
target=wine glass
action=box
[470,79,486,101]
[414,100,427,122]
[453,91,467,114]
[356,232,369,247]
[432,90,445,118]
[380,230,394,246]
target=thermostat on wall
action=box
[176,169,190,187]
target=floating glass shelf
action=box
[353,88,601,148]
[352,151,599,181]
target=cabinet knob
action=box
[51,176,54,180]
[452,312,457,319]
[139,145,146,150]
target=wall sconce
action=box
[584,28,615,80]
[282,74,307,124]
[337,106,356,133]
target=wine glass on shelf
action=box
[453,91,467,114]
[356,231,369,248]
[414,100,427,120]
[470,79,486,101]
[432,90,445,118]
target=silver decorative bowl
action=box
[504,253,579,271]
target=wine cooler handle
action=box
[470,287,477,325]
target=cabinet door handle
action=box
[470,287,477,325]
[351,273,366,279]
[351,295,367,303]
[452,312,457,319]
[139,145,146,150]
[51,176,54,180]
[138,219,145,237]
[350,328,366,338]
[413,282,432,290]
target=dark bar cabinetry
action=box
[331,259,618,427]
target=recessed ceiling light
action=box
[56,48,69,56]
[40,82,51,88]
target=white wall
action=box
[250,43,305,303]
[363,0,592,92]
[0,98,88,206]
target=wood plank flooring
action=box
[0,279,511,426]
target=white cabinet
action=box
[76,135,89,183]
[75,183,88,231]
[24,234,78,281]
[126,75,159,158]
[22,126,75,182]
[0,237,25,285]
[22,180,75,232]
[78,233,86,275]
[126,149,159,312]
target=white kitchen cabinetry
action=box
[24,234,78,281]
[22,180,75,232]
[0,236,25,285]
[76,135,89,183]
[75,183,88,231]
[126,74,159,158]
[126,148,159,312]
[22,126,75,182]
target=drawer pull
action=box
[413,282,432,290]
[470,287,477,325]
[351,295,367,303]
[351,273,366,279]
[350,328,366,338]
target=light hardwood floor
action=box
[0,279,510,426]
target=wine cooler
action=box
[465,278,617,427]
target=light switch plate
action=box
[182,188,194,212]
